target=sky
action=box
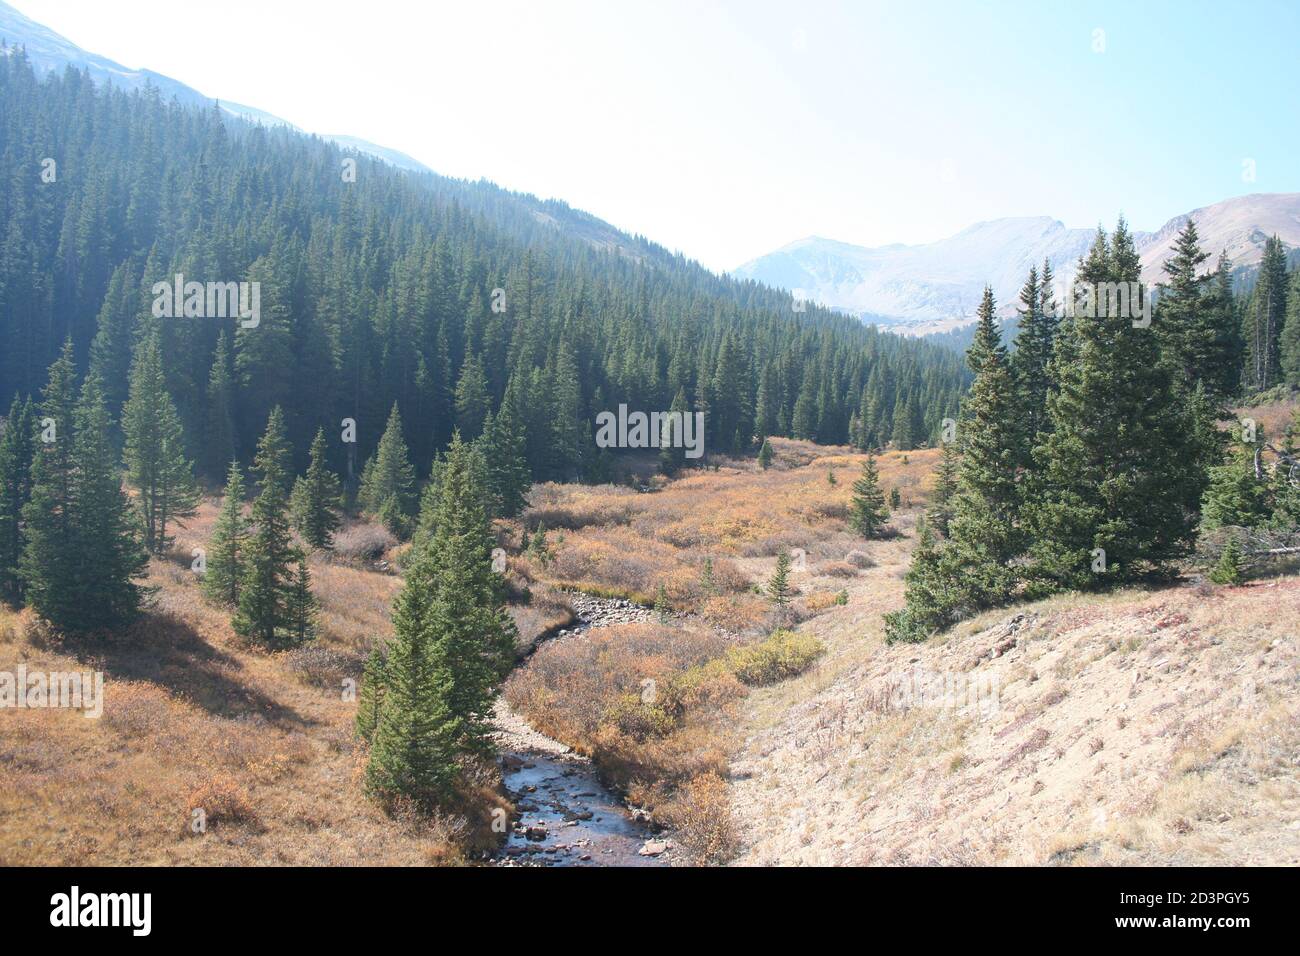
[12,0,1300,272]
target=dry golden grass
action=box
[513,439,938,629]
[0,500,500,866]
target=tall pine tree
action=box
[123,333,200,554]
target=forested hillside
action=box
[0,51,969,485]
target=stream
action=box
[490,596,671,867]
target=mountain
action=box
[0,0,432,173]
[1136,193,1300,286]
[734,194,1300,335]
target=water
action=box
[495,751,668,867]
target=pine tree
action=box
[1243,235,1288,392]
[654,584,671,623]
[204,461,249,607]
[926,440,959,537]
[1281,268,1300,387]
[699,557,717,596]
[476,402,531,519]
[291,428,342,550]
[123,333,200,554]
[419,432,517,751]
[884,519,957,643]
[453,353,490,441]
[233,408,302,646]
[22,368,149,633]
[355,644,388,744]
[1025,223,1200,590]
[944,286,1022,604]
[365,577,458,807]
[286,557,319,644]
[659,387,690,476]
[889,486,901,509]
[360,403,417,538]
[202,330,237,481]
[758,437,774,470]
[0,395,36,604]
[767,550,793,607]
[1154,221,1243,403]
[1011,263,1058,456]
[849,453,889,537]
[1209,535,1244,585]
[891,395,917,450]
[1200,436,1270,530]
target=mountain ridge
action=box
[734,194,1300,335]
[0,0,432,173]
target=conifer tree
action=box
[453,353,490,441]
[1025,223,1200,590]
[19,343,79,620]
[476,402,530,519]
[355,644,388,744]
[659,387,690,476]
[943,287,1023,602]
[891,395,918,450]
[849,453,889,537]
[768,549,793,607]
[123,333,200,554]
[291,428,342,550]
[758,437,774,470]
[233,408,302,646]
[365,580,458,806]
[420,432,518,751]
[926,440,959,538]
[1281,269,1300,387]
[1243,235,1288,392]
[1011,263,1058,456]
[0,395,36,604]
[23,367,148,633]
[360,403,417,537]
[1154,221,1243,403]
[884,519,957,643]
[654,584,671,623]
[204,461,249,607]
[286,557,318,644]
[202,330,237,481]
[1200,437,1270,530]
[1209,535,1244,585]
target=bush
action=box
[658,772,736,865]
[333,522,398,563]
[185,776,258,832]
[726,630,823,686]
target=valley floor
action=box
[1,437,1296,866]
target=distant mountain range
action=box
[0,0,432,173]
[733,194,1300,335]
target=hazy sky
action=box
[13,0,1300,271]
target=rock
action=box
[639,839,668,856]
[525,826,548,841]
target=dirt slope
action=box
[730,525,1300,866]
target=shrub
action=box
[184,776,258,832]
[658,772,736,864]
[726,629,823,685]
[333,522,398,564]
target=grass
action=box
[511,440,939,632]
[0,500,501,866]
